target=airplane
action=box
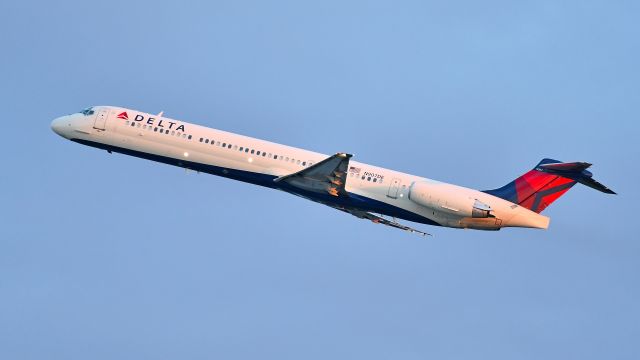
[51,106,615,236]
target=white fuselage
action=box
[51,106,549,231]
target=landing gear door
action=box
[387,178,401,199]
[94,108,109,130]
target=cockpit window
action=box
[78,107,95,116]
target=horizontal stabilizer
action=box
[538,162,591,172]
[537,162,616,194]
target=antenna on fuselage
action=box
[157,111,164,117]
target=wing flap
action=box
[341,208,431,236]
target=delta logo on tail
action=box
[117,112,129,120]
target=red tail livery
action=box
[485,158,615,213]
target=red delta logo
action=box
[116,111,129,120]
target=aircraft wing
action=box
[274,152,352,197]
[275,152,430,236]
[338,208,431,237]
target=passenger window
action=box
[171,131,175,135]
[256,151,261,156]
[367,177,371,181]
[199,138,203,142]
[296,160,301,165]
[227,144,232,149]
[165,130,169,134]
[373,178,377,182]
[302,162,306,166]
[251,150,255,154]
[240,147,244,151]
[262,152,266,157]
[154,127,158,132]
[233,145,238,150]
[205,139,209,143]
[361,176,365,180]
[245,148,249,153]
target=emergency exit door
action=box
[387,178,401,199]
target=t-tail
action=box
[484,158,616,213]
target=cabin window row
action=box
[198,137,313,167]
[125,121,192,140]
[124,120,315,168]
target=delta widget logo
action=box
[117,111,129,120]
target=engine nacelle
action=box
[408,181,493,218]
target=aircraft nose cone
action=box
[51,116,67,137]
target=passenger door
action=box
[93,108,109,130]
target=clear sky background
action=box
[1,1,639,359]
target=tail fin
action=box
[484,158,615,213]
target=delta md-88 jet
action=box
[51,106,615,236]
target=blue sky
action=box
[1,0,639,359]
